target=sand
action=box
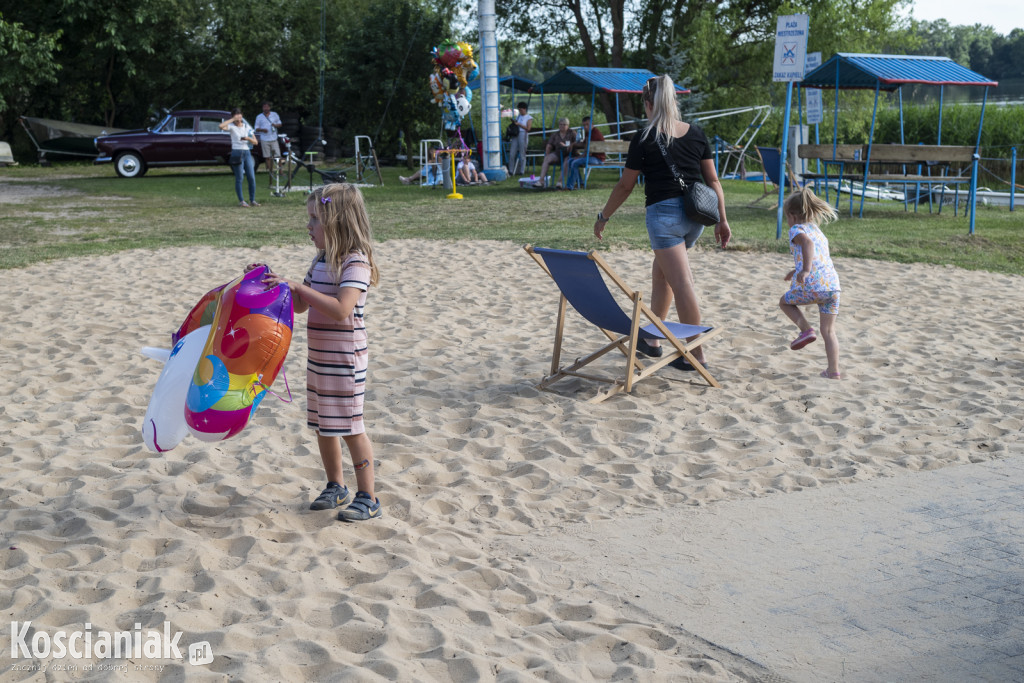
[1,237,1022,681]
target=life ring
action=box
[140,265,293,451]
[184,265,294,442]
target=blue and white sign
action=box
[805,52,823,124]
[773,14,809,82]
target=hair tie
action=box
[320,197,331,204]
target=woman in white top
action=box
[508,101,532,176]
[218,108,259,207]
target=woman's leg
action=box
[818,312,840,376]
[233,161,244,202]
[652,243,705,361]
[343,433,375,499]
[243,152,256,202]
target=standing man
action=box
[507,101,532,176]
[564,116,606,190]
[254,101,283,174]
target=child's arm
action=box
[792,233,815,285]
[262,272,360,321]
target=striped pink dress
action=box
[303,252,371,436]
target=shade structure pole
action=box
[969,86,989,234]
[859,82,880,218]
[938,85,944,145]
[777,81,794,239]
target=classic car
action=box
[94,109,257,178]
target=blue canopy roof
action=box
[801,53,998,91]
[466,75,540,92]
[539,67,690,95]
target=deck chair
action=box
[525,246,723,403]
[750,146,801,207]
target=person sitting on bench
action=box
[534,118,577,188]
[564,116,606,191]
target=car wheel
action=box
[115,152,147,178]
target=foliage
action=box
[0,0,449,163]
[0,14,61,114]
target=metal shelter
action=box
[537,68,690,185]
[799,53,997,233]
[539,68,688,129]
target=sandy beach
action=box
[2,237,1023,681]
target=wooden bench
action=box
[579,139,631,188]
[798,143,977,216]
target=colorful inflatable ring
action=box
[140,265,293,452]
[184,266,294,442]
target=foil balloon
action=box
[185,266,294,442]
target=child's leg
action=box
[317,433,346,486]
[818,312,840,376]
[342,433,375,499]
[779,297,812,332]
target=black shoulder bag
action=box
[654,135,720,227]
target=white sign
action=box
[805,52,823,124]
[773,14,809,82]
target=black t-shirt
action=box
[625,124,712,206]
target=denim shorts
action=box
[645,196,704,250]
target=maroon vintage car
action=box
[95,109,257,178]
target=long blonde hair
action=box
[783,186,838,227]
[307,183,379,286]
[641,74,682,143]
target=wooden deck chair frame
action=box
[750,146,801,208]
[525,245,722,403]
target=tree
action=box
[494,0,913,127]
[0,15,60,113]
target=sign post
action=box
[773,14,809,239]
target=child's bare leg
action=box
[779,298,812,332]
[818,312,840,376]
[317,433,346,485]
[343,433,375,499]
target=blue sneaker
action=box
[309,483,352,510]
[337,492,382,521]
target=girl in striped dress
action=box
[259,183,382,520]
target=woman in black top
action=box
[594,74,730,367]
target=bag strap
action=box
[653,135,688,191]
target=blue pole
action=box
[582,87,596,189]
[859,82,880,218]
[938,85,944,145]
[969,87,989,234]
[777,81,794,239]
[1011,146,1017,212]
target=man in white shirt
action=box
[254,101,283,174]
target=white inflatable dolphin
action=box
[141,325,210,452]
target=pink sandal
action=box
[819,371,841,380]
[790,328,817,350]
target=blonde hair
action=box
[783,186,838,227]
[307,183,379,287]
[641,74,682,143]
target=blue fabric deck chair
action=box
[525,245,722,402]
[750,146,801,207]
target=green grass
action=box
[1,161,1022,274]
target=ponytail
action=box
[783,187,837,227]
[640,74,682,143]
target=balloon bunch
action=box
[428,39,479,148]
